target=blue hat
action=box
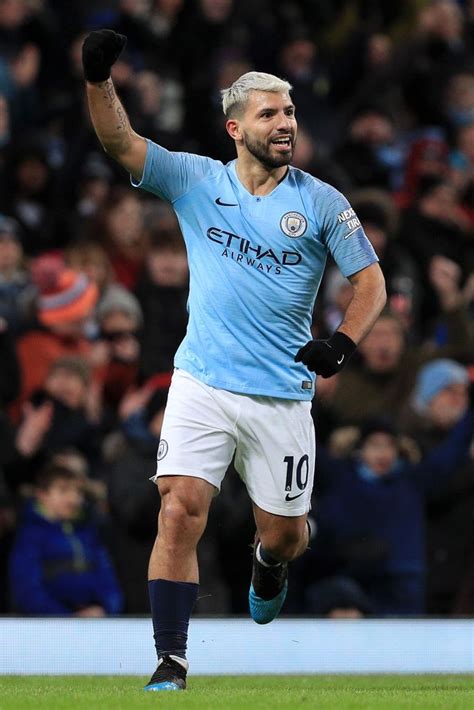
[412,359,469,413]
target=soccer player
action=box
[82,30,386,691]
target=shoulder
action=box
[289,166,342,201]
[13,510,46,543]
[146,140,224,174]
[288,167,350,219]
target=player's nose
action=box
[275,111,292,132]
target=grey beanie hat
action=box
[96,285,143,325]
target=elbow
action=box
[102,141,124,159]
[101,134,132,160]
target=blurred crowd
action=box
[0,0,473,618]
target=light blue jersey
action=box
[132,140,377,400]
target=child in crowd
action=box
[9,462,122,615]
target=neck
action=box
[235,152,288,196]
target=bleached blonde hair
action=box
[221,71,292,117]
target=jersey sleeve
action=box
[319,188,378,277]
[131,139,221,203]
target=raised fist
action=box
[82,29,127,83]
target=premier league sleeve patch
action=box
[336,208,362,239]
[280,212,307,238]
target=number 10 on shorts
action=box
[284,454,309,495]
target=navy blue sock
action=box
[148,578,199,661]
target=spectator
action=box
[400,0,468,127]
[396,136,449,209]
[291,124,350,192]
[399,177,472,281]
[50,446,108,517]
[404,359,474,614]
[333,104,396,190]
[73,153,113,235]
[0,214,36,333]
[276,32,335,147]
[408,358,471,443]
[150,0,184,42]
[330,300,472,426]
[105,375,169,611]
[425,254,474,344]
[93,286,143,413]
[8,461,123,615]
[192,52,253,162]
[65,240,115,305]
[91,187,148,290]
[296,410,473,615]
[131,69,184,149]
[350,190,421,332]
[135,217,188,377]
[3,144,71,255]
[12,255,99,417]
[14,356,103,480]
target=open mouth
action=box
[271,136,292,150]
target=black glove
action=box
[82,29,127,83]
[295,331,356,378]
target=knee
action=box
[158,489,207,546]
[260,527,306,563]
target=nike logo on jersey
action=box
[337,355,345,365]
[215,197,238,207]
[285,490,305,502]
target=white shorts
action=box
[153,369,315,517]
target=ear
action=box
[226,118,242,142]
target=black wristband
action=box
[329,331,357,359]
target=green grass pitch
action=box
[0,675,473,709]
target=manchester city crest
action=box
[280,212,307,238]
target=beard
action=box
[242,132,294,169]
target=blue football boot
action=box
[144,654,188,691]
[249,539,288,624]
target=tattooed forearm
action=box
[116,103,127,131]
[97,79,128,131]
[100,79,116,108]
[86,78,133,155]
[85,76,146,177]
